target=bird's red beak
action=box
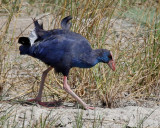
[108,60,115,71]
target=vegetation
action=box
[0,0,160,127]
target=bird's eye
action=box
[108,55,112,59]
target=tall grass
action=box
[0,0,159,109]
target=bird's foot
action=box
[27,99,62,107]
[85,106,95,110]
[27,98,40,102]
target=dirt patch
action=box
[0,102,160,128]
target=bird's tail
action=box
[33,19,43,31]
[18,16,73,55]
[18,37,30,55]
[61,16,72,30]
[29,19,43,45]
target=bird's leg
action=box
[28,67,52,104]
[63,76,94,110]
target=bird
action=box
[18,16,115,110]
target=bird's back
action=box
[29,31,92,66]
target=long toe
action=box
[27,98,39,102]
[85,106,95,110]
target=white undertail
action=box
[29,29,37,46]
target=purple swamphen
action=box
[18,16,115,110]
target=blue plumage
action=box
[18,16,115,109]
[18,16,114,76]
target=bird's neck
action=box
[91,49,104,63]
[71,49,105,68]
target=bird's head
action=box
[97,49,115,71]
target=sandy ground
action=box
[0,102,160,128]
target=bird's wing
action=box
[29,35,67,64]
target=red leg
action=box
[63,76,94,110]
[28,67,52,104]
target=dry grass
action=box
[0,0,160,110]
